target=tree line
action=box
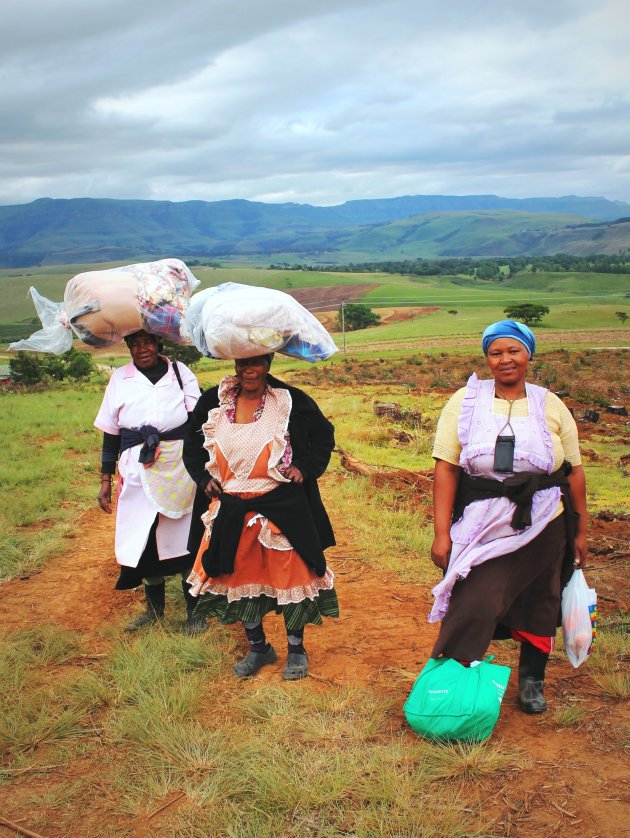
[271,253,630,277]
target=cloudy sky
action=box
[2,0,629,207]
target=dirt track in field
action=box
[0,482,628,837]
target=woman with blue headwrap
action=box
[428,320,588,714]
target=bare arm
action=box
[567,464,588,569]
[430,459,461,571]
[98,474,112,514]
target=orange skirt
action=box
[187,496,335,605]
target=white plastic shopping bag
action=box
[561,569,597,668]
[182,282,338,362]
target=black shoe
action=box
[233,645,277,678]
[283,652,308,681]
[124,610,160,632]
[183,614,209,635]
[124,582,165,632]
[519,676,548,714]
[180,578,208,635]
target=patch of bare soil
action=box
[0,485,627,837]
[315,304,440,331]
[285,283,379,312]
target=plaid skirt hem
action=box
[193,587,339,630]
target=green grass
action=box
[0,356,627,835]
[0,385,103,578]
[1,262,628,336]
[343,304,629,347]
[586,617,630,699]
[0,626,90,763]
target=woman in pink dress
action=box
[95,330,204,632]
[183,354,338,680]
[430,320,588,713]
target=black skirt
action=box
[115,516,193,590]
[431,515,566,660]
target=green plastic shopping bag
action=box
[404,655,511,742]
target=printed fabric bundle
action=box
[10,258,200,353]
[404,656,511,742]
[182,282,338,363]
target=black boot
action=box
[124,581,165,632]
[518,642,549,714]
[181,578,208,635]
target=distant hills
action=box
[0,194,629,267]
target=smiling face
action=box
[485,337,530,391]
[127,331,160,370]
[234,355,272,396]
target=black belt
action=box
[120,422,188,465]
[454,461,573,531]
[201,482,326,578]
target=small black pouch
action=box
[493,434,515,473]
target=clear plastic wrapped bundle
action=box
[10,258,200,353]
[182,282,338,362]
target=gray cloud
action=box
[1,0,629,205]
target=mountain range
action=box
[0,194,629,267]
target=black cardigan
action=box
[183,374,336,565]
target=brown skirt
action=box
[431,515,566,661]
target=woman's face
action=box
[234,356,271,394]
[128,333,160,369]
[485,338,530,388]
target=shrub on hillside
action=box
[337,303,381,331]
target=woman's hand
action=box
[283,465,304,484]
[573,532,588,569]
[204,477,223,499]
[98,478,112,514]
[431,533,452,571]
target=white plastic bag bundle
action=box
[183,282,338,362]
[10,258,200,353]
[561,569,597,668]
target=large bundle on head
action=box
[183,282,338,362]
[10,258,200,353]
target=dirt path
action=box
[0,506,627,837]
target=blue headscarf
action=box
[481,320,536,357]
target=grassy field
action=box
[0,319,628,835]
[0,383,109,580]
[1,350,627,583]
[1,263,628,338]
[0,352,629,838]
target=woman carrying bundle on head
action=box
[95,330,207,633]
[182,353,339,680]
[429,320,588,713]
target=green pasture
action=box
[319,307,630,363]
[362,271,629,307]
[2,263,628,335]
[507,270,630,295]
[0,385,103,579]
